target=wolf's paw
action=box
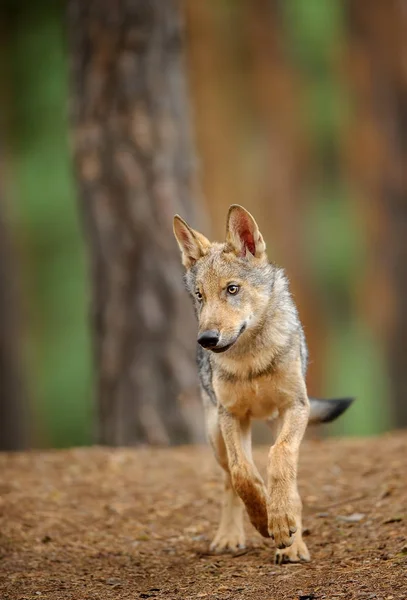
[210,527,246,553]
[274,537,310,564]
[268,507,297,549]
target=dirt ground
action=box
[0,432,406,600]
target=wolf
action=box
[173,204,353,564]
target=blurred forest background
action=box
[1,0,406,450]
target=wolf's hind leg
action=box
[210,472,245,552]
[206,401,245,552]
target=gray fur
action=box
[196,344,217,406]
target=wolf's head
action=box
[173,205,276,354]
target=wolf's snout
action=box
[198,330,220,349]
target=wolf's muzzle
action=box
[197,329,220,349]
[198,323,247,353]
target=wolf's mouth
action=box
[211,343,233,354]
[210,323,246,354]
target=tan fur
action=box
[213,352,310,553]
[173,205,326,563]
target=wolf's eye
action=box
[195,291,203,301]
[227,284,240,295]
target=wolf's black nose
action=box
[198,330,220,349]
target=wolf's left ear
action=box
[173,215,210,269]
[226,205,266,259]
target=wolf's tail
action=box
[308,397,354,425]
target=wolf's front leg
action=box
[267,391,309,551]
[218,405,269,538]
[274,484,310,564]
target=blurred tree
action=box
[185,0,326,397]
[283,0,388,436]
[183,0,250,238]
[0,15,27,450]
[243,0,327,398]
[0,204,27,450]
[345,0,407,428]
[68,0,204,445]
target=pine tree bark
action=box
[0,14,27,450]
[68,0,204,445]
[0,203,27,450]
[345,0,407,428]
[242,0,327,398]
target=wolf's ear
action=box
[173,215,210,269]
[226,205,266,259]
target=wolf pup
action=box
[173,204,353,564]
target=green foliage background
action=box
[7,0,92,446]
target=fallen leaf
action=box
[106,578,122,586]
[336,513,365,523]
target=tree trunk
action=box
[68,0,204,445]
[183,0,251,239]
[0,12,27,450]
[345,0,407,428]
[242,0,327,398]
[0,203,27,450]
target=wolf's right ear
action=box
[173,215,210,269]
[226,205,266,259]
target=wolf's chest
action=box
[214,375,281,420]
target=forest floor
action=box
[0,432,406,600]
